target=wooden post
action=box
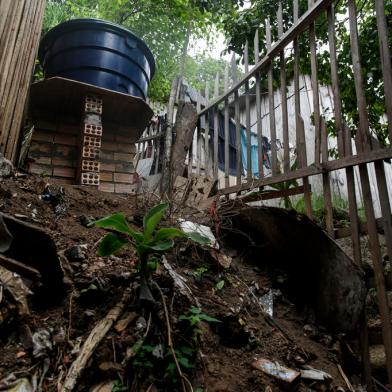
[204,84,210,176]
[254,29,264,179]
[213,73,220,182]
[244,41,252,181]
[293,0,312,218]
[224,64,230,189]
[308,0,321,166]
[232,53,242,186]
[327,3,361,264]
[0,0,46,163]
[196,91,202,175]
[375,0,392,140]
[278,2,290,173]
[266,19,278,176]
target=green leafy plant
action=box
[91,203,210,301]
[112,380,128,392]
[215,280,225,291]
[179,307,221,327]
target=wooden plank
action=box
[254,29,264,179]
[224,64,230,188]
[278,2,290,173]
[293,0,312,218]
[328,3,361,264]
[218,147,392,195]
[327,4,345,156]
[204,84,210,176]
[239,185,307,203]
[244,41,252,181]
[231,54,242,186]
[213,73,220,181]
[321,118,334,237]
[308,0,321,166]
[196,91,202,175]
[199,0,334,116]
[266,19,278,176]
[375,0,392,141]
[348,0,392,384]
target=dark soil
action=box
[0,174,361,391]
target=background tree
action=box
[41,0,238,101]
[218,0,392,144]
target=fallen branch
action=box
[62,289,132,392]
[337,364,355,392]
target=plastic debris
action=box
[252,358,300,384]
[300,366,332,381]
[179,219,219,249]
[0,375,36,392]
[259,290,274,318]
[0,153,14,178]
[32,329,53,359]
[0,266,32,316]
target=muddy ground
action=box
[0,174,383,391]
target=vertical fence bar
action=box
[204,84,210,176]
[266,18,278,176]
[224,64,230,189]
[196,91,202,176]
[327,4,361,264]
[254,29,264,179]
[278,2,290,173]
[232,54,242,186]
[308,0,321,166]
[320,118,334,236]
[244,41,252,181]
[375,0,392,140]
[293,0,312,218]
[213,73,220,182]
[348,0,392,384]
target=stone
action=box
[65,245,86,261]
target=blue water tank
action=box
[38,19,155,100]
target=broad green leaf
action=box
[149,239,174,251]
[98,232,129,256]
[187,232,211,245]
[153,228,186,242]
[143,203,169,240]
[199,314,221,323]
[215,280,225,290]
[92,213,143,242]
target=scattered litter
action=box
[0,374,37,392]
[214,252,232,269]
[0,153,14,178]
[251,358,300,384]
[179,219,218,249]
[41,184,67,216]
[0,266,31,316]
[259,289,274,318]
[32,329,53,359]
[161,256,200,307]
[300,366,332,382]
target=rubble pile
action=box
[0,174,389,391]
